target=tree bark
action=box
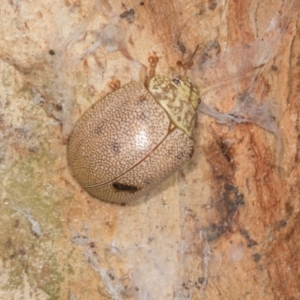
[0,0,299,299]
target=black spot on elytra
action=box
[143,178,152,186]
[94,122,104,134]
[139,112,147,121]
[113,182,138,193]
[112,143,120,153]
[176,152,184,160]
[137,95,147,104]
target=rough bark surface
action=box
[0,0,299,299]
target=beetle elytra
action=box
[68,53,200,204]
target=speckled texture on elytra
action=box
[87,128,194,203]
[68,80,195,204]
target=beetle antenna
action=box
[188,45,200,68]
[182,45,200,80]
[201,63,265,91]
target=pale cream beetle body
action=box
[68,60,200,204]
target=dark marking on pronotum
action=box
[112,182,138,193]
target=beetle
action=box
[68,51,200,204]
